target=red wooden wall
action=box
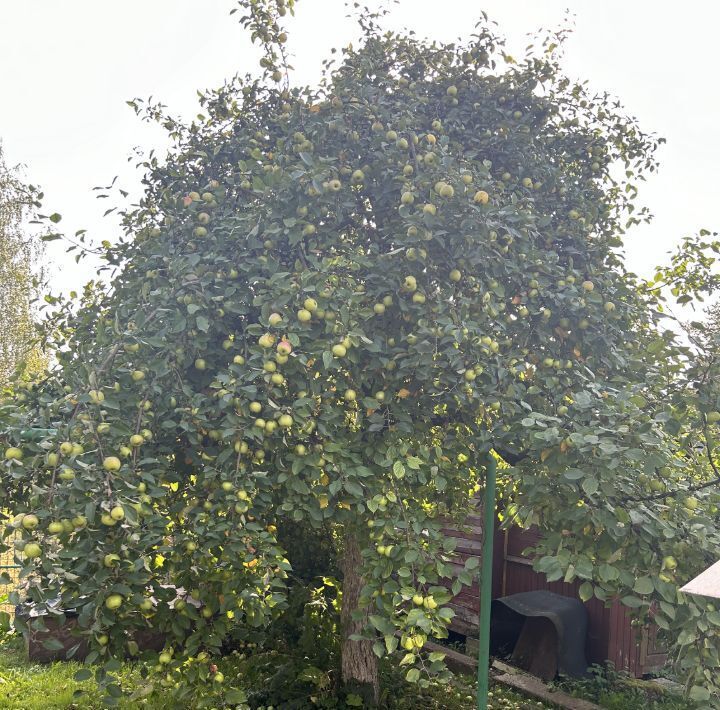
[442,515,667,677]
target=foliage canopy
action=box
[1,2,719,705]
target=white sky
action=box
[1,1,719,297]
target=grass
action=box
[0,634,175,710]
[0,631,552,709]
[0,630,695,709]
[554,664,695,710]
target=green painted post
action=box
[477,455,497,710]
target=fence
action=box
[0,543,20,617]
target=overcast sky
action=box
[2,1,719,297]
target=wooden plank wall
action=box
[442,514,667,677]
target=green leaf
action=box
[578,581,593,602]
[49,212,62,223]
[582,476,599,496]
[74,668,93,682]
[406,668,421,683]
[677,628,696,646]
[621,596,644,609]
[225,689,247,703]
[633,576,654,595]
[689,685,711,702]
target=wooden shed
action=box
[442,511,667,678]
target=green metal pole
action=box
[477,455,497,710]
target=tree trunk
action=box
[340,531,379,705]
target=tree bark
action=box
[340,531,379,705]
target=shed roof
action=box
[680,560,720,600]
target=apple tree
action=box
[0,146,46,388]
[1,1,714,704]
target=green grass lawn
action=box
[0,632,696,709]
[0,634,176,710]
[0,632,549,709]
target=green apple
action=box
[47,521,64,535]
[706,412,720,423]
[22,514,39,530]
[582,280,594,292]
[58,467,75,481]
[278,414,293,428]
[332,344,347,358]
[344,389,357,402]
[24,543,42,559]
[294,444,307,456]
[105,594,123,610]
[297,309,312,322]
[110,505,125,521]
[249,401,262,414]
[277,340,292,355]
[4,447,22,461]
[96,423,111,435]
[412,594,425,606]
[131,370,145,381]
[403,275,417,292]
[129,434,144,447]
[103,457,122,472]
[473,190,489,205]
[72,515,87,528]
[194,358,206,370]
[423,203,437,216]
[303,297,318,312]
[59,441,74,455]
[104,553,121,567]
[268,312,283,326]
